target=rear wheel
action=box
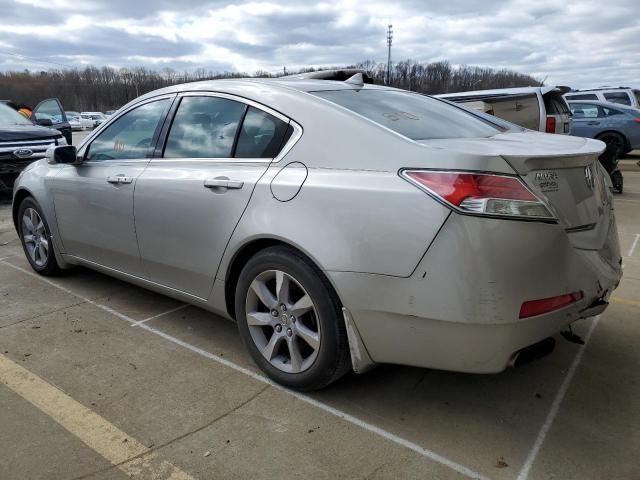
[18,197,62,276]
[235,246,351,390]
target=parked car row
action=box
[66,111,111,131]
[12,74,622,390]
[435,85,639,194]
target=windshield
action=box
[0,104,33,126]
[311,89,503,140]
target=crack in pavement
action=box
[70,383,272,480]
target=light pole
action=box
[386,24,393,85]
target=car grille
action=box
[0,138,59,173]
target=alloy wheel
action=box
[22,207,49,267]
[245,270,321,374]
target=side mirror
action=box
[45,145,80,165]
[36,118,53,127]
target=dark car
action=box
[0,102,69,191]
[0,98,72,145]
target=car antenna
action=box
[345,72,365,87]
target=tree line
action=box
[0,60,540,112]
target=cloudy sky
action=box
[0,0,638,88]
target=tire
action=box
[17,197,63,276]
[235,246,351,391]
[611,170,623,194]
[597,132,625,172]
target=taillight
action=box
[401,170,555,220]
[545,116,556,133]
[519,291,584,319]
[634,117,640,124]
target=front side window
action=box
[603,92,632,106]
[235,106,291,158]
[85,99,169,161]
[33,99,65,124]
[164,96,246,158]
[312,89,501,140]
[569,103,600,118]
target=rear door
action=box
[32,98,72,144]
[134,93,292,298]
[568,103,602,138]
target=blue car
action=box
[568,100,640,193]
[568,100,640,155]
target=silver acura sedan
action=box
[12,76,622,390]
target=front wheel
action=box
[17,197,63,276]
[235,246,351,391]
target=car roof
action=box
[144,77,390,95]
[438,85,569,99]
[569,87,639,93]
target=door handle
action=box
[587,121,599,125]
[204,177,244,190]
[107,175,133,184]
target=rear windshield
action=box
[311,89,502,140]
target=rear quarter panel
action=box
[218,165,451,278]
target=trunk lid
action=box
[418,132,613,250]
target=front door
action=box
[568,102,602,137]
[32,98,72,145]
[52,97,172,276]
[134,94,292,298]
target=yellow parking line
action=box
[611,296,640,308]
[0,353,195,480]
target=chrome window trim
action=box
[151,91,303,164]
[77,90,303,166]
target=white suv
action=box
[564,87,640,108]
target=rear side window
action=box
[489,94,540,131]
[602,107,623,116]
[565,94,598,101]
[164,96,246,158]
[312,89,501,140]
[235,107,291,158]
[603,92,632,106]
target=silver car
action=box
[12,77,623,390]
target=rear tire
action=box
[235,246,351,391]
[17,197,63,276]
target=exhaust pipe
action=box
[509,337,556,368]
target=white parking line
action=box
[515,316,600,480]
[130,304,190,327]
[0,259,490,480]
[628,234,640,258]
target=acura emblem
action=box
[584,165,595,190]
[13,148,33,159]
